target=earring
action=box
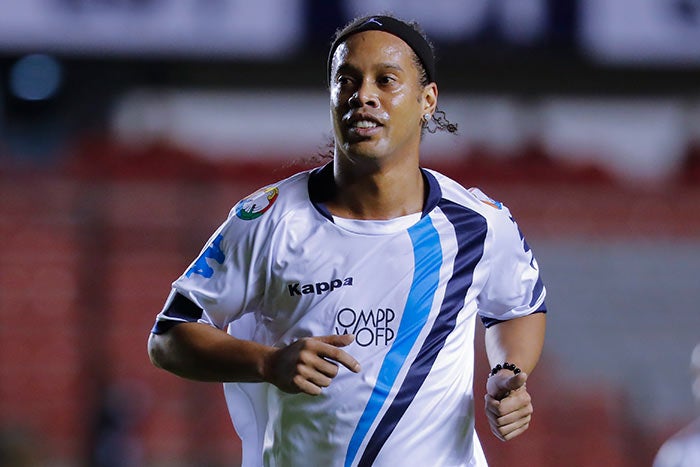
[423,113,432,122]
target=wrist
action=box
[259,345,278,384]
[489,362,521,378]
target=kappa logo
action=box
[287,277,354,296]
[364,18,383,27]
[335,307,396,347]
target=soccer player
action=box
[148,14,547,466]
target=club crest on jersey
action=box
[469,187,503,210]
[235,186,279,220]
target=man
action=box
[148,14,547,466]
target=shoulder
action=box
[425,168,513,221]
[230,170,311,221]
[425,169,530,255]
[216,169,315,247]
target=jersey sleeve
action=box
[476,202,547,327]
[151,208,268,334]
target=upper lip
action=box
[345,112,384,126]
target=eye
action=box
[336,75,353,86]
[377,75,396,86]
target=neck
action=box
[327,154,425,220]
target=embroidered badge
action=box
[235,186,279,220]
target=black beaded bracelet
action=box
[489,362,521,377]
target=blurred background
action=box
[1,0,700,466]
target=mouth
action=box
[350,120,380,129]
[345,114,384,138]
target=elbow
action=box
[148,326,193,376]
[147,333,169,370]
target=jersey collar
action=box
[308,162,442,222]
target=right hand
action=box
[484,371,532,441]
[265,334,361,395]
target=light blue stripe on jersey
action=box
[345,215,442,467]
[358,200,488,466]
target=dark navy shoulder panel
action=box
[420,168,442,217]
[151,292,204,334]
[308,163,335,222]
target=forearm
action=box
[148,322,275,383]
[484,312,546,374]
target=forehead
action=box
[331,30,417,72]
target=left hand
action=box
[484,371,533,441]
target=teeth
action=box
[353,120,378,128]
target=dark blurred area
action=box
[1,1,700,466]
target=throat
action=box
[327,167,426,220]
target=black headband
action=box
[327,15,436,86]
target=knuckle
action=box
[298,338,314,351]
[298,348,312,361]
[328,364,339,377]
[292,374,305,387]
[300,349,320,365]
[319,377,331,388]
[327,347,341,360]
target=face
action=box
[329,30,437,165]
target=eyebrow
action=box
[376,62,405,73]
[334,62,405,77]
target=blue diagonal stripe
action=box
[357,200,487,466]
[344,215,442,467]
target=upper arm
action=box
[152,211,268,336]
[477,206,547,327]
[484,311,546,373]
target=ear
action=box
[422,82,438,115]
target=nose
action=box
[349,80,378,109]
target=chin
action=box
[342,139,387,160]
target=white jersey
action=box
[153,164,547,467]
